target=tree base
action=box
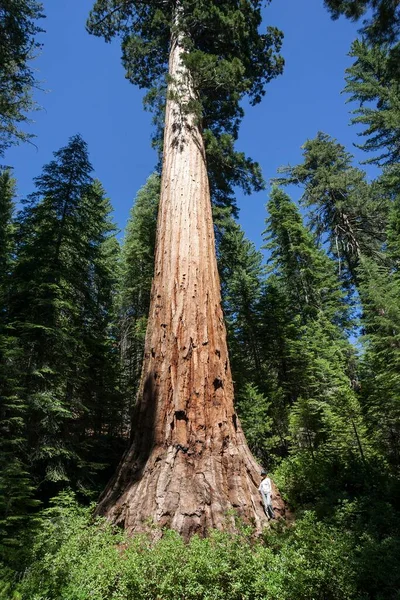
[97,423,286,539]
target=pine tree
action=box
[265,188,368,507]
[87,0,286,536]
[358,259,400,468]
[11,135,94,490]
[265,186,349,326]
[119,174,160,413]
[387,182,400,265]
[73,180,123,491]
[277,132,387,287]
[255,276,295,463]
[324,0,400,46]
[0,170,15,288]
[358,195,400,469]
[11,135,122,496]
[0,170,37,558]
[345,39,400,166]
[214,211,287,468]
[216,211,265,393]
[0,0,44,155]
[281,315,368,508]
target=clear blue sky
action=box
[4,0,374,249]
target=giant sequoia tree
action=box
[87,1,284,536]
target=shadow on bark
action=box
[96,370,158,517]
[131,370,158,465]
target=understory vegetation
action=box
[1,0,400,598]
[4,491,400,600]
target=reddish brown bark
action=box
[97,19,285,539]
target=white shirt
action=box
[258,477,272,496]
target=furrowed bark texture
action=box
[97,22,285,539]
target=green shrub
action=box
[1,493,378,600]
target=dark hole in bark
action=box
[232,414,238,431]
[215,349,221,358]
[175,410,187,421]
[151,348,155,358]
[213,377,223,390]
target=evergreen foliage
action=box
[387,180,400,263]
[216,211,264,392]
[357,195,400,470]
[345,39,400,165]
[4,492,399,600]
[260,188,370,512]
[10,135,123,496]
[265,186,349,326]
[119,173,160,410]
[0,169,15,285]
[2,3,400,598]
[0,0,44,155]
[277,132,387,286]
[358,256,400,468]
[86,0,283,209]
[324,0,400,45]
[0,169,38,562]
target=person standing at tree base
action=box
[259,472,275,519]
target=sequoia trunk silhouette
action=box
[97,17,284,538]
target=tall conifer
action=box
[87,0,286,536]
[265,188,368,506]
[11,135,121,494]
[0,170,37,556]
[216,212,264,393]
[345,39,400,166]
[119,174,160,411]
[358,196,400,468]
[324,0,400,46]
[277,133,387,287]
[0,0,44,155]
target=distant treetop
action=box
[324,0,399,45]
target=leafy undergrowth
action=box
[1,491,399,600]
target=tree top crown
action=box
[87,1,283,112]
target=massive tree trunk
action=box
[97,15,285,539]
